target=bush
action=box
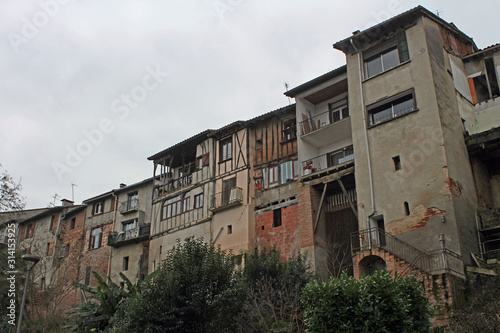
[110,238,243,333]
[302,271,431,333]
[235,248,312,333]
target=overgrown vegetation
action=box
[446,274,500,332]
[301,271,431,333]
[69,239,431,333]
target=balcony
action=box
[300,109,352,146]
[107,224,150,247]
[302,146,354,177]
[119,198,139,214]
[155,174,193,199]
[211,187,243,212]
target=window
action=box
[329,104,350,123]
[84,266,91,286]
[328,146,354,167]
[222,178,236,205]
[282,118,296,141]
[70,217,76,230]
[161,195,187,220]
[268,166,279,187]
[404,202,410,216]
[183,192,191,212]
[122,220,136,232]
[123,256,129,271]
[367,90,415,126]
[364,31,409,79]
[46,242,53,256]
[24,223,35,239]
[92,202,103,215]
[194,193,204,209]
[196,153,210,170]
[227,225,232,235]
[393,156,401,171]
[280,160,299,184]
[49,215,56,231]
[126,192,138,210]
[220,137,232,161]
[273,209,282,228]
[59,244,69,258]
[89,227,102,249]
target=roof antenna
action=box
[284,82,291,105]
[436,8,443,17]
[71,183,78,202]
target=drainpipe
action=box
[107,191,118,278]
[350,38,376,228]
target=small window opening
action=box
[393,156,401,171]
[404,202,410,216]
[261,225,265,230]
[273,209,282,228]
[120,282,125,289]
[227,225,232,234]
[70,217,76,230]
[159,246,162,254]
[123,256,129,271]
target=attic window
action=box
[363,31,409,79]
[282,119,296,141]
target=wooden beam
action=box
[314,183,328,234]
[303,166,355,187]
[337,179,358,219]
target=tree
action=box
[236,248,313,333]
[110,238,244,333]
[302,271,431,333]
[0,164,25,212]
[70,271,145,333]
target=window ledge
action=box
[362,60,411,83]
[367,108,419,129]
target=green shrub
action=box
[302,271,431,333]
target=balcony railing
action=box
[119,199,139,214]
[107,224,150,247]
[211,187,243,211]
[351,228,465,278]
[300,108,349,135]
[302,146,354,176]
[155,174,193,198]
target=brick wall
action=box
[255,204,300,260]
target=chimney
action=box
[119,183,127,188]
[61,199,74,206]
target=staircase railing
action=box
[351,228,465,278]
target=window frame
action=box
[282,118,297,141]
[366,89,417,127]
[89,227,103,250]
[273,209,282,228]
[220,137,233,162]
[92,201,103,215]
[126,192,138,210]
[327,146,354,168]
[363,31,409,79]
[194,193,204,209]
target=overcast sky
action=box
[1,0,497,209]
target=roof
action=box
[463,43,500,60]
[284,66,347,98]
[246,104,296,125]
[208,121,247,138]
[113,177,154,194]
[82,190,114,204]
[18,205,86,224]
[147,129,214,161]
[333,5,476,54]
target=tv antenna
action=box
[71,183,78,202]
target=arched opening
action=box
[359,255,386,276]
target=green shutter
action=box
[397,31,409,62]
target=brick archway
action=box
[358,255,387,276]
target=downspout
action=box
[350,38,376,227]
[107,191,118,278]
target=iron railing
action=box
[211,187,243,210]
[107,224,150,247]
[300,109,350,135]
[303,147,354,175]
[351,227,465,278]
